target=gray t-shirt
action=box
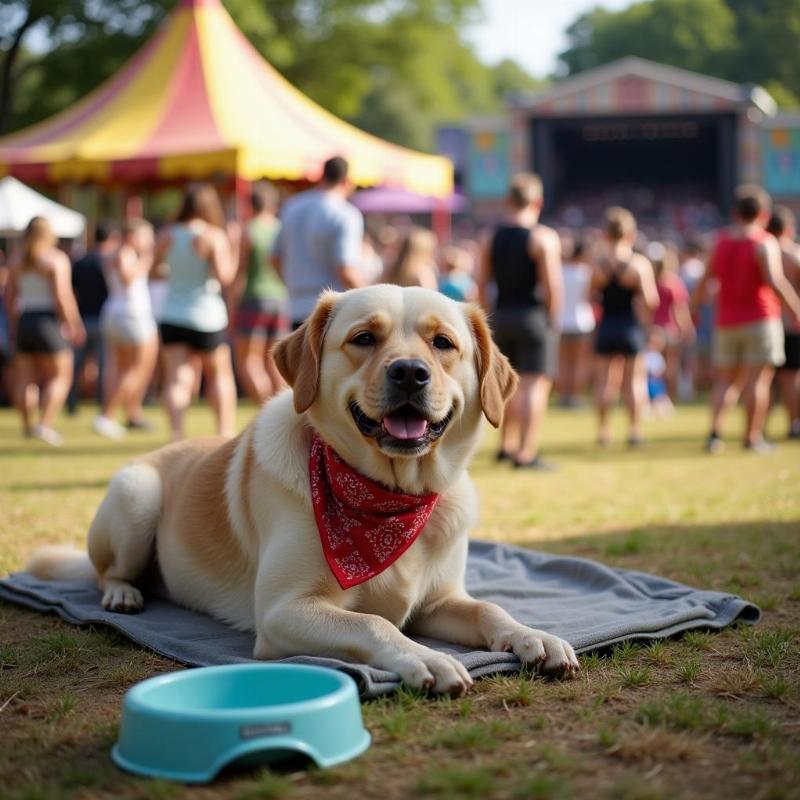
[276,189,364,322]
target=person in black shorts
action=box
[591,207,659,446]
[153,184,237,440]
[5,217,85,445]
[478,173,562,470]
[68,223,116,414]
[767,206,800,438]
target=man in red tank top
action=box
[694,185,800,452]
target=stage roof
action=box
[509,57,777,118]
[0,0,452,197]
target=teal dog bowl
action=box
[112,664,370,783]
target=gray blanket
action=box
[0,540,759,698]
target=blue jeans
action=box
[67,317,104,413]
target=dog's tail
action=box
[25,546,96,583]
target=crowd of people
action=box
[0,156,798,466]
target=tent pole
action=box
[432,199,451,244]
[235,174,251,223]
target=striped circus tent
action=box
[0,0,452,198]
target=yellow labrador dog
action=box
[28,285,579,695]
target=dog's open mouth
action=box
[349,402,453,450]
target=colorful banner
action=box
[468,130,510,200]
[763,128,800,197]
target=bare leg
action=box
[201,344,237,437]
[234,335,270,403]
[777,368,800,434]
[500,384,523,457]
[709,365,743,436]
[103,342,137,420]
[622,354,648,442]
[575,334,592,396]
[743,364,775,446]
[13,354,38,435]
[125,334,158,423]
[557,338,572,400]
[515,373,552,463]
[665,342,681,401]
[594,355,622,444]
[38,350,73,429]
[162,344,194,441]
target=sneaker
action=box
[705,432,724,454]
[627,435,644,448]
[744,438,776,454]
[126,417,155,432]
[92,415,127,440]
[513,456,557,472]
[31,424,63,447]
[495,449,512,463]
[788,421,800,440]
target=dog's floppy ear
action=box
[273,291,340,413]
[467,304,518,428]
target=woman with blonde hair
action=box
[383,227,439,289]
[232,181,287,403]
[5,217,85,445]
[93,218,159,439]
[592,207,659,446]
[154,183,237,440]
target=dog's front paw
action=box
[391,649,473,697]
[101,581,143,613]
[492,627,579,677]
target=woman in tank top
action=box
[233,182,288,403]
[558,237,595,407]
[93,218,158,439]
[5,216,85,445]
[591,207,658,447]
[154,184,236,440]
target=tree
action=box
[0,0,165,133]
[557,0,800,108]
[724,0,800,105]
[0,0,541,149]
[490,59,549,103]
[559,0,735,78]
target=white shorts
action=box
[102,311,157,345]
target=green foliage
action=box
[0,0,539,149]
[558,0,800,108]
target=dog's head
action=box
[274,285,517,491]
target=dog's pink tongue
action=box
[383,411,428,440]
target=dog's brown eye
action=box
[350,331,376,347]
[433,335,455,350]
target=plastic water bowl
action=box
[112,664,371,783]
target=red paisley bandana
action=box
[309,434,440,590]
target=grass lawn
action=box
[1,400,799,800]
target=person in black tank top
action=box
[591,207,659,447]
[478,173,562,470]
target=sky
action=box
[468,0,633,78]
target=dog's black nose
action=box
[387,359,431,394]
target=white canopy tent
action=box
[0,176,86,238]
